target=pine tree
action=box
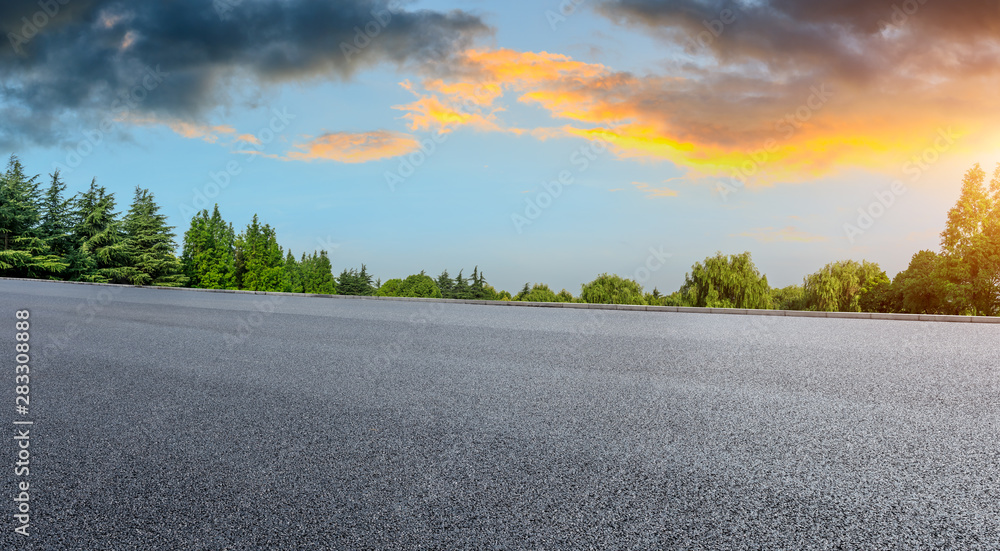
[74,180,131,283]
[284,250,303,293]
[307,250,336,294]
[337,264,375,295]
[182,205,236,289]
[122,187,186,286]
[0,156,67,278]
[453,269,469,299]
[234,214,285,291]
[436,269,453,298]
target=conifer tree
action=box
[234,214,285,291]
[0,156,66,278]
[284,250,303,293]
[122,186,186,286]
[74,180,131,283]
[182,205,236,289]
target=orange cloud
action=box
[630,181,678,198]
[284,131,420,163]
[128,116,236,143]
[393,47,992,187]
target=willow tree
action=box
[803,259,888,312]
[683,251,771,309]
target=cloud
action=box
[0,0,489,148]
[733,226,828,243]
[125,115,239,143]
[630,181,678,198]
[390,2,1000,185]
[284,130,420,163]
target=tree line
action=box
[2,155,998,316]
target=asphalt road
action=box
[2,279,999,550]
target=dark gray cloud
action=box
[598,0,1000,84]
[0,0,489,148]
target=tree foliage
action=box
[515,283,560,302]
[338,264,376,296]
[121,187,186,286]
[580,273,646,305]
[803,260,888,312]
[234,214,285,291]
[183,205,236,289]
[683,252,771,309]
[376,272,442,298]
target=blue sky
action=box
[3,0,996,293]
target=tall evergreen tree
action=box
[122,187,186,286]
[337,264,375,295]
[436,269,454,298]
[74,180,132,283]
[305,250,336,294]
[0,156,66,278]
[234,214,285,291]
[284,251,304,293]
[182,205,236,289]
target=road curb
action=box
[3,277,997,324]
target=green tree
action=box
[938,163,1000,315]
[284,251,303,293]
[891,250,949,314]
[683,252,771,309]
[516,283,560,302]
[338,264,376,295]
[0,157,67,278]
[182,205,237,289]
[376,273,441,298]
[121,187,186,286]
[74,180,131,283]
[301,250,336,294]
[580,273,647,305]
[771,285,806,311]
[803,260,888,312]
[436,270,454,298]
[234,214,285,291]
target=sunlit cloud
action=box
[128,116,236,143]
[284,131,421,163]
[234,133,261,146]
[391,44,996,187]
[630,181,678,198]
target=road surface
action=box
[2,279,999,549]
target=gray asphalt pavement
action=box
[2,279,999,549]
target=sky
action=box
[2,0,999,294]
